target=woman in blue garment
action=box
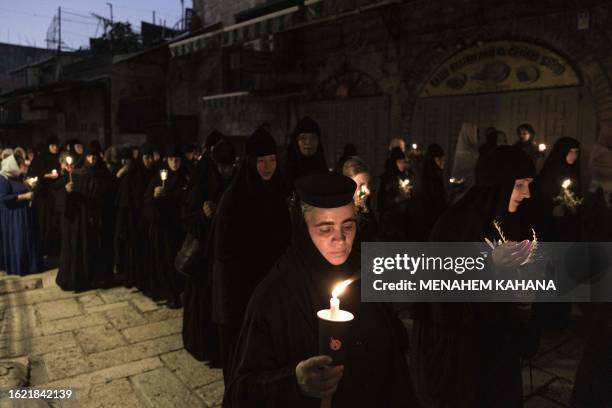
[0,154,42,275]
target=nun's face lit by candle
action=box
[396,158,409,172]
[142,154,154,169]
[167,157,181,171]
[297,133,319,157]
[256,154,277,181]
[74,144,84,155]
[305,204,356,266]
[508,178,533,213]
[434,155,446,170]
[86,154,98,166]
[519,129,532,143]
[566,148,579,165]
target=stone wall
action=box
[174,0,612,148]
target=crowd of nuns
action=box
[0,116,611,407]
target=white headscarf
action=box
[451,122,480,187]
[0,154,22,178]
[1,148,14,161]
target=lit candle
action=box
[538,143,547,152]
[411,143,418,150]
[562,179,571,189]
[160,169,168,188]
[358,185,370,199]
[65,157,74,182]
[51,169,58,177]
[330,279,353,320]
[449,177,456,183]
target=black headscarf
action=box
[432,145,535,242]
[535,136,581,202]
[283,117,328,190]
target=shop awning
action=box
[169,0,324,58]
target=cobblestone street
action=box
[0,269,223,407]
[0,269,584,407]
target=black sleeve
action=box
[224,311,318,408]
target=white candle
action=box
[330,297,340,320]
[562,179,571,189]
[538,143,547,152]
[329,279,353,321]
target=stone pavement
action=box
[0,269,585,407]
[0,269,223,408]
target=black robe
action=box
[55,165,117,292]
[28,150,61,256]
[513,140,540,166]
[377,166,421,241]
[114,160,154,289]
[411,148,538,408]
[182,156,232,363]
[419,155,448,238]
[531,137,582,242]
[143,166,189,304]
[570,189,612,407]
[210,156,292,379]
[224,223,417,407]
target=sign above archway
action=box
[419,41,581,97]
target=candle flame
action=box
[332,278,355,299]
[538,143,546,152]
[449,177,455,183]
[562,179,571,189]
[411,143,418,150]
[359,185,370,198]
[160,169,168,181]
[66,156,73,165]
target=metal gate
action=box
[411,86,598,180]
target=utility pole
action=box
[107,2,113,53]
[107,2,113,24]
[56,6,62,81]
[153,10,156,25]
[57,7,61,53]
[180,0,185,30]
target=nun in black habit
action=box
[143,145,189,308]
[531,137,582,242]
[513,123,542,166]
[378,147,420,241]
[56,145,117,292]
[282,116,328,193]
[28,135,61,257]
[114,147,155,289]
[224,172,417,408]
[181,137,236,363]
[411,145,539,408]
[210,127,291,380]
[419,143,448,238]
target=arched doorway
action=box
[411,41,598,181]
